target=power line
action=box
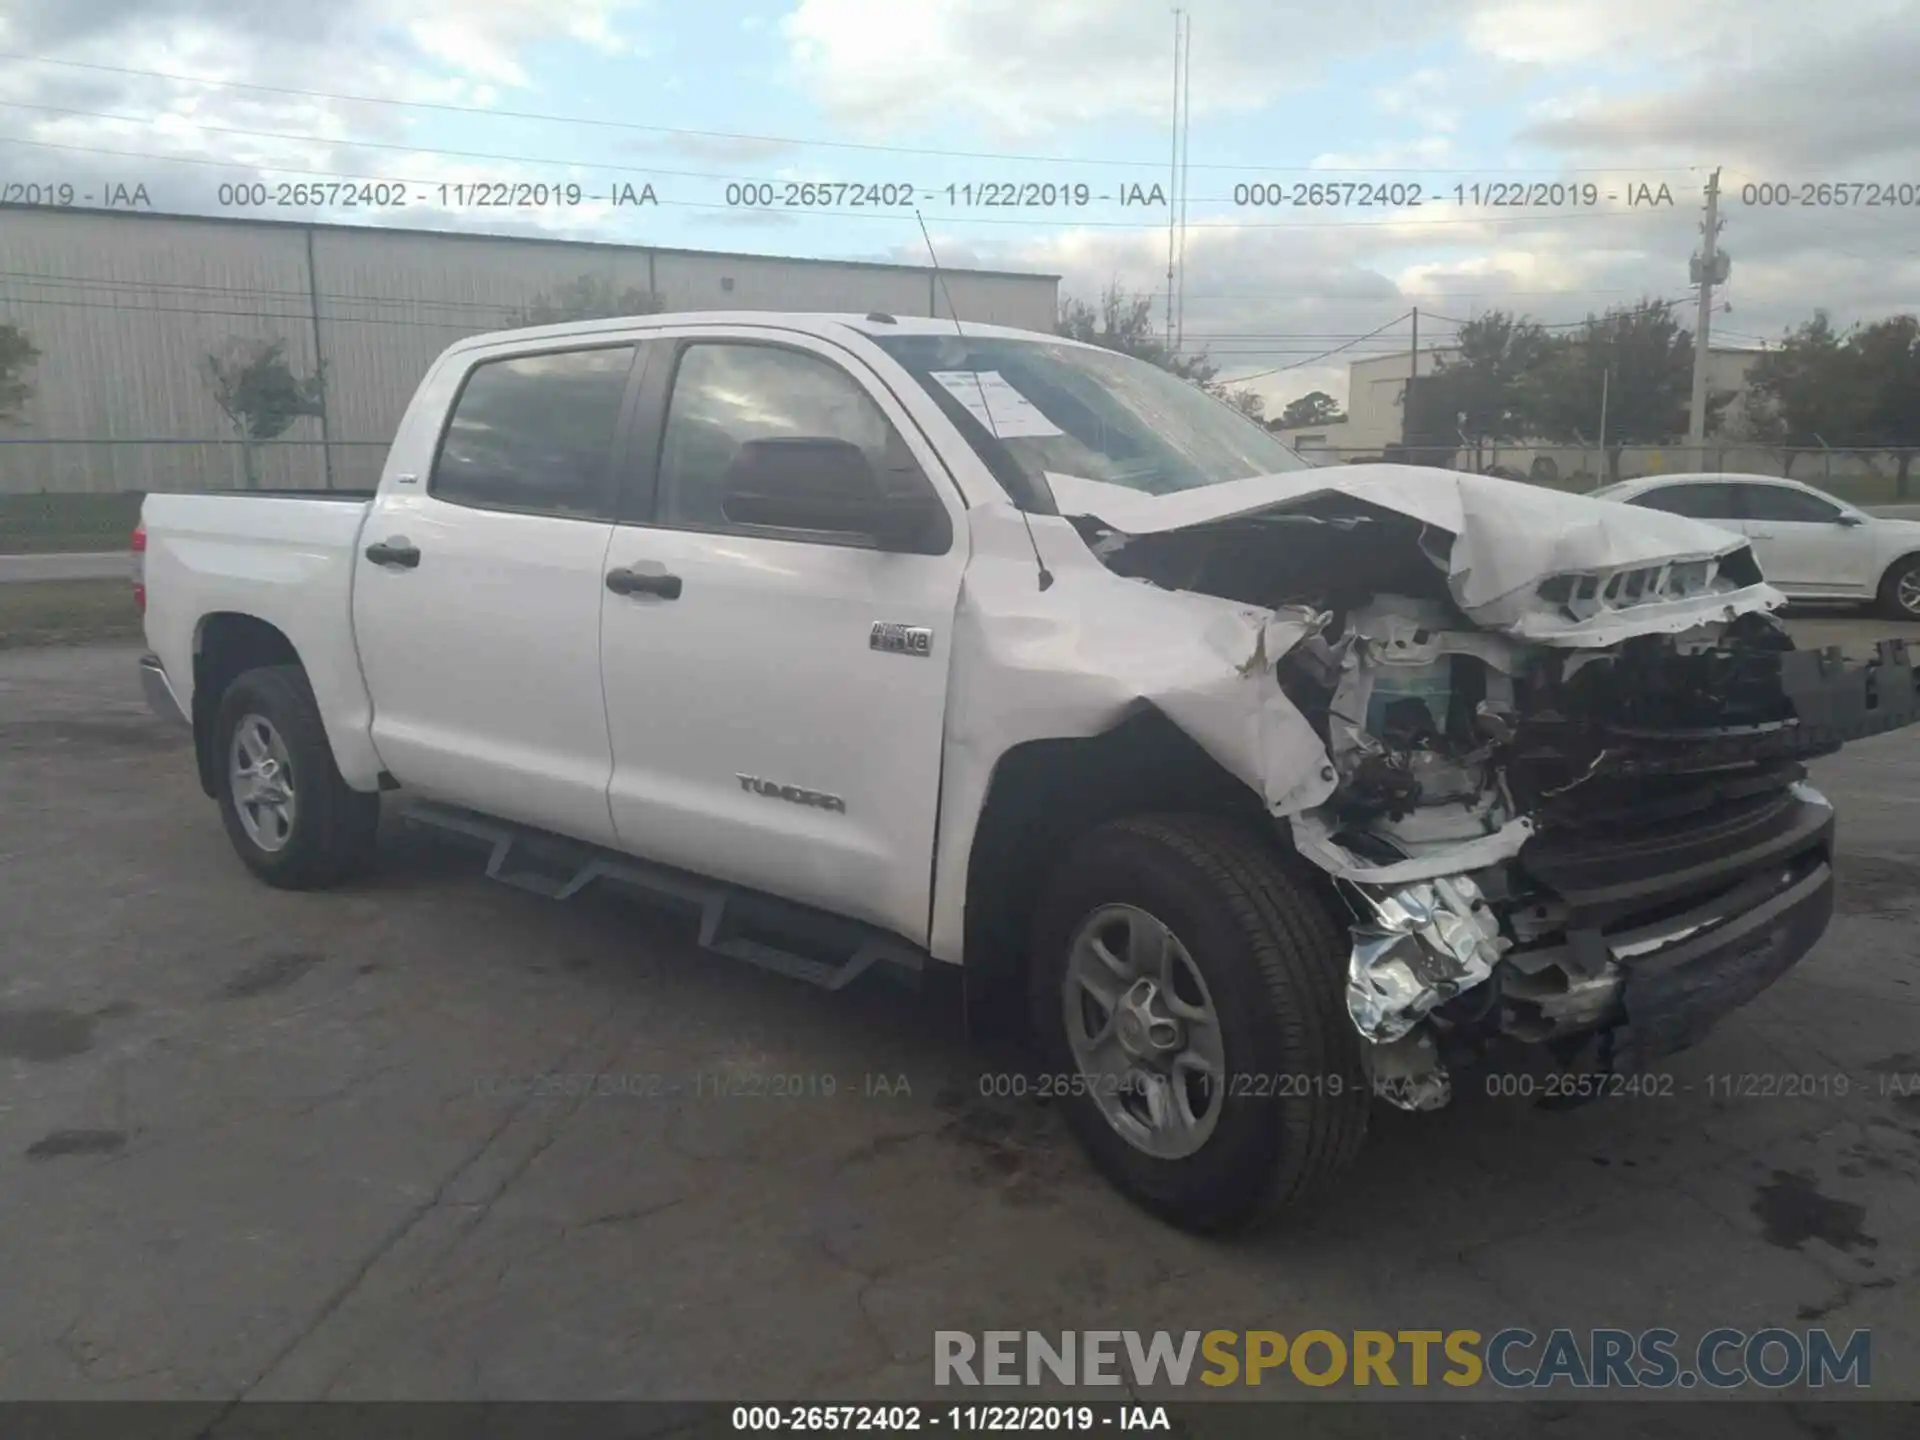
[0,135,1699,232]
[0,97,774,189]
[0,53,1707,176]
[0,285,1435,356]
[1222,313,1414,381]
[0,267,534,315]
[0,99,1725,214]
[0,288,509,331]
[1418,299,1694,328]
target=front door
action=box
[597,331,967,944]
[352,341,641,846]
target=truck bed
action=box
[140,490,381,788]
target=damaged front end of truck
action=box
[1057,468,1920,1112]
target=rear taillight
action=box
[131,522,146,616]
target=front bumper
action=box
[139,653,189,729]
[1505,789,1837,1067]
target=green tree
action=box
[1846,314,1920,497]
[202,338,327,490]
[1428,311,1551,471]
[1739,312,1860,477]
[1275,390,1344,428]
[0,322,39,421]
[520,274,664,325]
[1057,283,1275,419]
[1057,283,1219,386]
[1526,300,1725,482]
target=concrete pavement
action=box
[0,551,126,583]
[0,634,1915,1414]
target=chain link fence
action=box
[0,436,390,497]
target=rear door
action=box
[597,328,968,944]
[352,340,643,846]
[1733,482,1878,595]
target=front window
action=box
[872,334,1310,506]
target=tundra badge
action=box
[737,775,847,813]
[870,622,934,657]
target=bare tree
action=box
[202,338,326,490]
[1224,386,1266,421]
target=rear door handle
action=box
[364,538,421,568]
[606,566,682,600]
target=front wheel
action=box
[213,664,380,889]
[1877,555,1920,621]
[1028,814,1369,1233]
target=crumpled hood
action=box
[1046,465,1787,645]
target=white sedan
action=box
[1589,472,1920,620]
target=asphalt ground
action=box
[1,621,1916,1426]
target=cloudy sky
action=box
[1,0,1918,410]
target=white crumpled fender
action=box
[929,471,1788,965]
[926,505,1336,964]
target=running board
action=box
[400,801,925,992]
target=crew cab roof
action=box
[441,311,1086,356]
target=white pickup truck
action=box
[137,311,1920,1232]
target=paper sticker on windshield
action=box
[926,370,1064,438]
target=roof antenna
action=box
[913,207,1053,592]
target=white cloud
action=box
[0,0,652,226]
[1311,135,1456,171]
[779,0,1468,137]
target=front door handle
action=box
[606,566,682,600]
[364,538,421,568]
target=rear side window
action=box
[432,346,636,517]
[1739,484,1843,523]
[1629,483,1741,520]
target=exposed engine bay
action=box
[1067,482,1920,1113]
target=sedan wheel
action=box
[1881,557,1920,621]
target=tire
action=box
[1877,554,1920,621]
[212,664,380,890]
[1027,813,1369,1233]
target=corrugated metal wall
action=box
[0,208,1059,495]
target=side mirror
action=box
[719,437,947,553]
[1836,512,1866,527]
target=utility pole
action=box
[1598,366,1610,457]
[1687,167,1728,462]
[1402,306,1419,448]
[1173,11,1192,352]
[1165,9,1183,347]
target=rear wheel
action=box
[1878,555,1920,621]
[1028,813,1369,1233]
[213,664,379,889]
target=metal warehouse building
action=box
[0,206,1061,495]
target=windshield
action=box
[871,333,1312,506]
